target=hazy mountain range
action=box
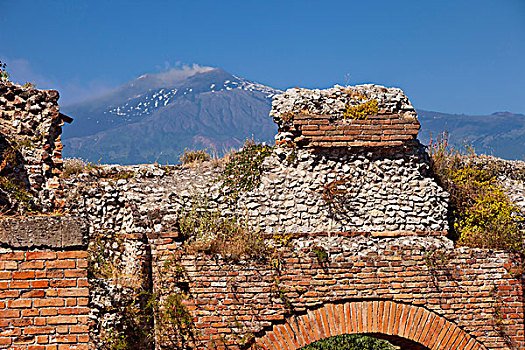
[62,68,525,164]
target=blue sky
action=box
[1,0,524,114]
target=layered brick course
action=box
[0,217,89,350]
[0,249,89,349]
[288,113,420,148]
[151,234,524,350]
[256,301,485,350]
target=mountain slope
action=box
[62,68,280,164]
[62,70,525,163]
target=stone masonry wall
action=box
[270,85,419,147]
[2,83,524,349]
[0,82,70,212]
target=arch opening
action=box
[297,333,428,350]
[254,301,485,350]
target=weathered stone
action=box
[0,216,87,248]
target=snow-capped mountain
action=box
[62,68,281,164]
[61,67,525,164]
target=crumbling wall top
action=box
[0,81,70,212]
[270,84,420,148]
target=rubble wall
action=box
[1,83,524,349]
[0,82,69,212]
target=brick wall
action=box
[289,112,420,148]
[151,234,524,350]
[0,217,89,350]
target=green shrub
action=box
[428,132,524,256]
[180,148,211,165]
[0,60,9,82]
[179,197,267,261]
[0,176,33,212]
[300,334,397,350]
[220,139,273,201]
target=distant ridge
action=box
[417,110,525,160]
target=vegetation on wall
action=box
[179,148,211,165]
[428,132,524,256]
[0,140,37,214]
[88,234,154,350]
[179,196,267,261]
[220,138,273,201]
[149,252,197,349]
[343,99,378,120]
[300,334,397,350]
[0,60,9,82]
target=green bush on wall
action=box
[300,334,398,350]
[428,132,524,256]
[221,139,273,201]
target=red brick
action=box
[46,260,76,269]
[23,326,56,335]
[11,318,34,327]
[31,280,49,288]
[26,252,56,260]
[57,307,90,315]
[0,309,20,318]
[34,299,65,308]
[14,334,36,344]
[64,270,86,278]
[0,290,20,298]
[46,316,78,325]
[28,346,46,350]
[10,280,30,288]
[76,260,88,268]
[49,280,77,288]
[0,327,22,337]
[53,335,77,343]
[57,288,89,297]
[36,335,49,344]
[21,309,40,317]
[8,299,32,308]
[0,252,25,260]
[12,271,36,279]
[20,261,45,269]
[0,260,18,269]
[21,289,46,298]
[56,251,87,259]
[41,308,59,316]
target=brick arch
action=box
[253,301,486,350]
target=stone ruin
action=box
[0,81,71,213]
[0,80,524,349]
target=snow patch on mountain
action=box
[105,75,281,120]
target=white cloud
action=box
[2,58,216,106]
[152,63,214,85]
